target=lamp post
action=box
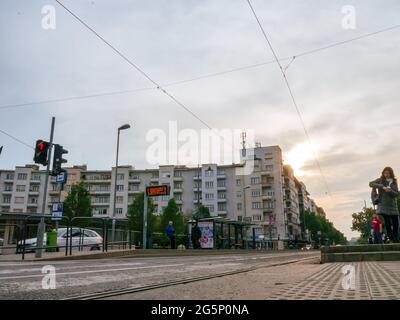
[111,124,131,248]
[242,185,250,245]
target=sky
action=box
[1,0,399,239]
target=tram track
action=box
[63,255,319,300]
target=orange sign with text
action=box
[146,185,171,197]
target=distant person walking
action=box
[372,212,383,244]
[191,223,202,249]
[166,220,176,249]
[369,167,400,243]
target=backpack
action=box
[371,188,380,206]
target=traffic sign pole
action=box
[35,116,55,258]
[143,191,148,249]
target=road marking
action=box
[0,263,185,280]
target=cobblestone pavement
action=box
[108,260,400,300]
[276,261,400,300]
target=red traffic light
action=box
[39,142,46,151]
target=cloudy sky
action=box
[1,0,399,239]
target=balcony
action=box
[216,173,226,179]
[173,188,183,193]
[173,176,183,181]
[218,211,227,216]
[217,185,226,191]
[27,202,38,207]
[262,195,273,201]
[128,189,141,194]
[89,189,111,195]
[175,199,183,205]
[2,190,13,194]
[193,187,202,192]
[217,198,227,202]
[128,177,141,183]
[150,177,159,182]
[193,176,201,181]
[193,199,202,204]
[30,179,41,184]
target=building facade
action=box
[0,145,322,241]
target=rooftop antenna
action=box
[241,131,246,158]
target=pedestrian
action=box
[369,167,400,243]
[372,212,383,244]
[165,220,176,249]
[191,223,201,249]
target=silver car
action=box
[18,228,103,252]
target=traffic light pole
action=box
[35,116,55,258]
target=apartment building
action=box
[0,145,322,241]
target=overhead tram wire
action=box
[54,0,212,130]
[1,22,399,111]
[0,129,33,150]
[246,0,331,196]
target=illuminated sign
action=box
[146,185,171,197]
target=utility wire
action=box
[246,0,331,196]
[1,20,399,111]
[1,22,399,111]
[54,0,212,129]
[0,129,33,149]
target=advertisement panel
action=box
[198,221,214,249]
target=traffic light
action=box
[52,144,68,175]
[33,140,50,166]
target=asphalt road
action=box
[0,250,319,300]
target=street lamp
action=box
[111,123,131,247]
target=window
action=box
[236,179,241,186]
[116,208,123,215]
[205,181,214,189]
[265,202,275,209]
[17,173,27,180]
[236,191,242,198]
[130,174,140,180]
[252,202,261,209]
[217,180,226,187]
[117,173,124,180]
[3,196,11,203]
[94,208,108,215]
[206,205,214,213]
[14,197,24,204]
[174,194,182,201]
[174,171,183,177]
[116,196,123,204]
[161,195,170,201]
[237,203,242,210]
[251,177,260,185]
[16,185,26,192]
[5,184,13,191]
[28,197,38,204]
[174,182,182,189]
[265,165,274,172]
[218,203,227,211]
[252,214,262,221]
[205,169,214,177]
[251,190,261,197]
[116,185,124,191]
[129,184,139,191]
[218,192,226,199]
[5,173,14,180]
[31,174,41,181]
[205,193,214,200]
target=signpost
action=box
[143,185,171,249]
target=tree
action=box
[161,198,185,235]
[63,181,92,226]
[351,207,375,243]
[193,205,211,221]
[127,193,156,233]
[300,210,347,245]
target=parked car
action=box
[17,228,103,252]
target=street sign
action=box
[146,185,170,197]
[56,171,68,184]
[51,202,64,221]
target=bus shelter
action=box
[189,217,255,250]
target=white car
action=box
[18,228,103,252]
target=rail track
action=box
[63,255,319,300]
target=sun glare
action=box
[285,143,315,177]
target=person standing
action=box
[191,223,202,249]
[369,167,400,243]
[372,212,383,244]
[166,220,176,249]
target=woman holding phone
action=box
[369,167,400,243]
